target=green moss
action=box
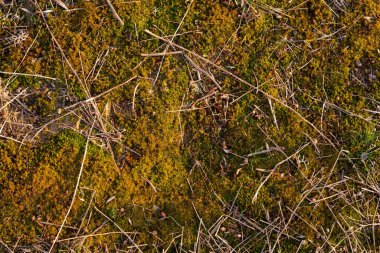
[0,0,379,251]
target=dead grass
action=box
[0,0,379,252]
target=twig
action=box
[140,51,183,57]
[64,75,137,110]
[58,231,139,242]
[0,134,23,143]
[144,29,337,150]
[252,143,309,203]
[268,97,279,130]
[184,54,222,90]
[0,70,57,80]
[132,82,140,115]
[93,206,143,252]
[53,0,69,10]
[48,120,95,252]
[105,0,124,26]
[150,0,194,88]
[0,88,28,112]
[246,146,282,157]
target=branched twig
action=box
[144,29,337,150]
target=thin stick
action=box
[268,97,279,130]
[0,88,28,112]
[6,27,42,89]
[246,146,282,158]
[64,75,137,110]
[0,240,13,253]
[140,51,183,57]
[132,82,140,115]
[144,29,336,149]
[93,206,143,252]
[58,231,139,242]
[252,143,309,203]
[0,134,23,143]
[0,70,57,80]
[105,0,124,26]
[184,54,222,90]
[48,120,95,252]
[150,0,194,88]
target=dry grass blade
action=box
[105,0,125,26]
[0,88,27,112]
[64,75,137,110]
[0,71,57,80]
[53,0,69,10]
[93,206,143,252]
[140,51,183,57]
[0,240,13,253]
[48,120,95,252]
[1,1,378,252]
[252,143,309,203]
[144,29,337,150]
[57,231,138,243]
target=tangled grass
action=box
[0,0,379,252]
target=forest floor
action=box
[0,0,379,252]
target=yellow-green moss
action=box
[1,0,379,251]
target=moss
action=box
[1,0,379,251]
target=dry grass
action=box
[0,0,379,252]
